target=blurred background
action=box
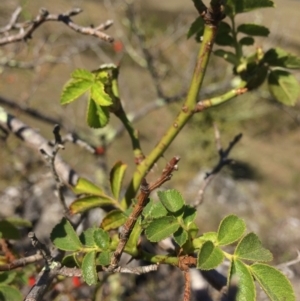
[0,0,299,300]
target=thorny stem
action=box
[122,16,219,208]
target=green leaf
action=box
[69,195,116,215]
[182,205,197,227]
[0,285,22,301]
[73,177,104,195]
[217,215,246,246]
[101,210,127,231]
[193,232,218,249]
[143,199,168,219]
[187,16,204,40]
[62,253,80,267]
[60,79,93,105]
[173,227,188,247]
[227,0,274,14]
[197,241,224,270]
[157,189,185,213]
[80,228,96,247]
[0,220,20,239]
[215,22,234,47]
[237,24,270,36]
[126,221,143,253]
[110,161,127,200]
[268,70,300,106]
[71,69,94,81]
[214,49,239,65]
[264,48,300,69]
[87,98,101,128]
[93,229,110,250]
[145,216,180,242]
[235,233,273,262]
[5,217,32,228]
[251,263,295,301]
[82,251,97,286]
[0,272,17,285]
[91,82,113,106]
[230,259,256,301]
[97,251,111,266]
[187,222,199,239]
[86,99,110,128]
[239,36,255,46]
[50,218,82,251]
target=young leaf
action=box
[60,79,93,105]
[143,200,168,219]
[217,215,246,246]
[145,216,180,242]
[71,69,94,81]
[91,82,113,106]
[80,228,96,247]
[229,259,256,301]
[5,217,32,228]
[214,49,239,65]
[0,285,22,301]
[182,205,197,227]
[97,251,111,266]
[62,253,81,267]
[82,251,97,286]
[235,232,273,262]
[0,220,20,240]
[229,0,274,14]
[73,177,104,195]
[197,241,224,270]
[69,195,116,215]
[126,221,143,253]
[268,70,300,106]
[110,161,127,200]
[264,48,300,69]
[157,189,184,213]
[87,98,102,128]
[239,36,255,46]
[101,210,127,231]
[187,16,204,39]
[251,263,295,301]
[193,232,218,249]
[93,228,110,250]
[86,99,110,128]
[173,227,188,247]
[50,218,82,251]
[237,24,270,36]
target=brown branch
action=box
[183,271,192,301]
[0,253,43,271]
[108,156,180,271]
[0,106,79,186]
[0,8,114,46]
[193,124,242,207]
[0,7,22,33]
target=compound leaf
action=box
[157,189,184,213]
[230,259,256,301]
[235,233,273,262]
[110,161,127,200]
[82,251,97,286]
[268,70,300,106]
[217,215,246,246]
[197,241,224,270]
[145,216,180,242]
[251,263,295,301]
[69,195,116,215]
[50,218,82,251]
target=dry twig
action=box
[0,7,114,46]
[108,156,180,271]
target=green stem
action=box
[114,105,144,163]
[194,82,248,111]
[230,15,243,60]
[122,24,218,208]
